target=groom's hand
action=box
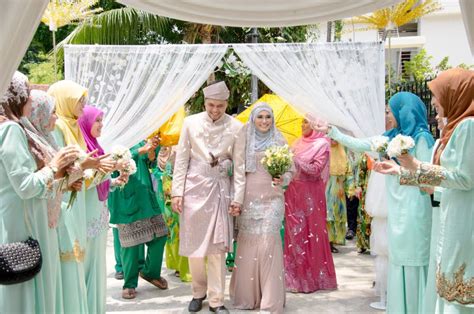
[172,196,183,214]
[228,201,241,216]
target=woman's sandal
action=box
[330,245,339,253]
[122,288,136,299]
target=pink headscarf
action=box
[78,105,110,201]
[292,128,330,182]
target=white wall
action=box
[339,0,473,67]
[419,4,473,66]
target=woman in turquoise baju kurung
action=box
[316,92,435,313]
[377,68,473,313]
[0,72,73,313]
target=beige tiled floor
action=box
[105,229,385,313]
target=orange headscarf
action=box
[428,68,474,164]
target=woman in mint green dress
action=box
[78,105,126,313]
[0,72,79,313]
[376,68,473,313]
[48,80,116,313]
[314,92,435,313]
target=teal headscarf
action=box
[383,92,435,149]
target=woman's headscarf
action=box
[78,105,110,201]
[292,123,330,181]
[22,90,59,151]
[428,68,474,165]
[245,102,286,172]
[383,92,435,150]
[0,71,47,168]
[0,71,30,122]
[329,141,348,176]
[47,80,88,149]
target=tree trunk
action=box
[326,21,332,42]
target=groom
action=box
[171,81,246,313]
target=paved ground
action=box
[105,230,385,313]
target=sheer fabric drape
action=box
[233,42,385,137]
[64,44,227,149]
[0,0,48,97]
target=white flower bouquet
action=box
[386,135,415,158]
[260,145,293,186]
[111,145,136,188]
[370,136,389,155]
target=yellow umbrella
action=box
[236,94,304,145]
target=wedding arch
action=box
[64,42,385,150]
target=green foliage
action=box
[436,56,451,72]
[334,20,344,41]
[403,49,434,81]
[457,63,474,70]
[24,53,64,84]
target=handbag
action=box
[0,206,42,285]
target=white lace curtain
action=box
[65,44,227,150]
[233,42,385,137]
[65,42,384,149]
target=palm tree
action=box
[350,0,441,88]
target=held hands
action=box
[228,201,241,217]
[172,196,183,214]
[374,160,401,175]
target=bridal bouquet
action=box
[111,145,137,188]
[261,145,293,186]
[370,136,389,155]
[386,135,415,158]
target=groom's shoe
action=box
[209,305,230,314]
[188,295,206,312]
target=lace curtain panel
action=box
[65,42,384,149]
[64,44,228,150]
[0,0,48,98]
[233,42,385,137]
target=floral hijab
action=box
[245,102,286,173]
[22,90,59,151]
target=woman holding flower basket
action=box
[230,102,293,314]
[312,92,435,314]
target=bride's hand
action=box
[397,153,420,172]
[374,160,401,175]
[272,177,283,186]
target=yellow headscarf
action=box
[329,141,348,176]
[48,80,88,149]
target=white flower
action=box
[83,169,95,180]
[370,136,389,153]
[386,135,415,158]
[111,145,131,161]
